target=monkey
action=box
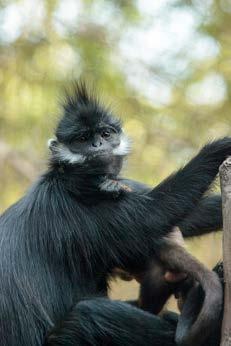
[48,133,223,345]
[0,82,229,346]
[47,88,223,346]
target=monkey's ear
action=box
[47,138,58,153]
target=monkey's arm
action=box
[179,195,222,237]
[145,139,230,235]
[121,177,222,237]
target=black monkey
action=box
[49,101,223,345]
[0,83,229,346]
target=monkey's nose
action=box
[92,141,102,147]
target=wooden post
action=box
[220,157,231,346]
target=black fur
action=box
[0,84,228,345]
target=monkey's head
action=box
[48,83,131,176]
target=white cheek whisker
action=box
[47,138,57,148]
[47,138,86,164]
[113,134,132,156]
[56,146,86,164]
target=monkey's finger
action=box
[164,271,187,283]
[120,184,132,192]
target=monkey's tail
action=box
[158,241,223,346]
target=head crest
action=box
[62,82,98,115]
[56,82,122,143]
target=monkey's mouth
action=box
[86,150,113,159]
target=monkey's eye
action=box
[79,135,88,142]
[101,130,111,138]
[79,136,86,142]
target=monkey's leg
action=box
[156,241,222,346]
[45,298,176,346]
[139,255,187,315]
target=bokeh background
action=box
[0,0,229,306]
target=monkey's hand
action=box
[99,179,132,198]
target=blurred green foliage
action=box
[0,1,229,273]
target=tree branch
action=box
[219,157,231,346]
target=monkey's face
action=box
[64,124,122,157]
[49,115,130,170]
[48,124,129,164]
